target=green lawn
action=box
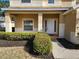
[0,47,28,59]
[0,46,53,59]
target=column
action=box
[38,13,43,32]
[5,13,12,32]
[75,9,79,36]
[59,14,65,38]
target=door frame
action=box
[44,18,58,34]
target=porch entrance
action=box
[45,19,57,34]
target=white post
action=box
[75,9,79,36]
[5,13,12,32]
[59,14,65,38]
[38,13,43,32]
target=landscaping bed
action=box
[0,32,52,55]
[0,40,27,47]
[57,38,79,49]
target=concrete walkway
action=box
[52,41,79,59]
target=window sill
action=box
[23,30,34,32]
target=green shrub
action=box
[33,32,52,55]
[0,32,36,41]
[0,32,52,55]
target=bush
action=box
[33,32,52,55]
[0,32,36,41]
[0,32,52,55]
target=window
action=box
[22,0,31,3]
[45,20,47,32]
[24,20,33,31]
[54,20,56,32]
[48,0,54,4]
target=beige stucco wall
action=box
[64,10,76,40]
[43,14,59,18]
[10,0,73,8]
[72,8,79,44]
[14,14,59,33]
[15,14,38,32]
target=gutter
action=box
[1,7,69,11]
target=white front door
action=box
[45,19,57,34]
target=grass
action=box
[0,40,53,59]
[0,32,53,59]
[0,46,53,59]
[0,47,28,59]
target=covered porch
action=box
[5,12,64,38]
[3,7,67,38]
[9,14,59,34]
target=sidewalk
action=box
[52,41,79,59]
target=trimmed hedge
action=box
[33,32,52,55]
[0,32,52,55]
[0,32,36,41]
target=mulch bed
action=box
[57,38,79,49]
[0,40,27,47]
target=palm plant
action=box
[0,2,3,8]
[0,1,9,8]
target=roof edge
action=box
[1,7,69,11]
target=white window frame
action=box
[22,18,34,32]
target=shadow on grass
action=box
[57,38,79,49]
[24,43,54,59]
[24,36,39,55]
[24,36,54,59]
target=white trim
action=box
[62,9,73,15]
[22,18,34,32]
[44,18,58,34]
[38,13,43,32]
[73,4,79,9]
[59,23,65,38]
[1,8,69,11]
[5,13,12,32]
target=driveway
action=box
[52,40,79,59]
